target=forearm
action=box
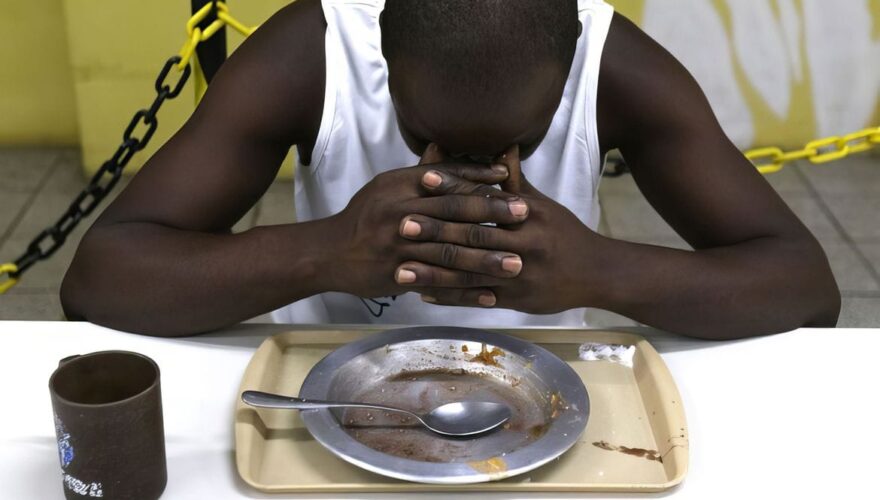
[61,218,336,336]
[587,235,840,339]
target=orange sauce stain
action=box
[471,343,504,366]
[467,456,508,474]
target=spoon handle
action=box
[241,390,418,417]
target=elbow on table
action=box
[59,229,230,338]
[687,236,841,341]
[802,259,841,329]
[61,266,202,338]
[783,236,841,331]
[59,231,153,336]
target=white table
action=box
[1,321,877,499]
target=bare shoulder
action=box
[597,12,719,153]
[194,0,328,157]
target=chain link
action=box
[606,125,878,178]
[0,263,19,294]
[1,57,191,282]
[176,1,256,70]
[0,1,255,293]
[0,1,257,293]
[746,126,880,174]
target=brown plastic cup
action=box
[49,351,167,500]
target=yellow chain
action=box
[746,126,880,174]
[176,1,258,71]
[0,263,18,294]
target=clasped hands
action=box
[329,143,603,314]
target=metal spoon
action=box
[241,390,511,437]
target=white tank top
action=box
[273,0,614,327]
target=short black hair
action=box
[381,0,579,93]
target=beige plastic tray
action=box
[234,328,688,493]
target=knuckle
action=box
[465,224,488,247]
[439,243,459,267]
[425,266,441,285]
[461,271,482,287]
[457,166,491,184]
[446,164,470,178]
[441,195,466,218]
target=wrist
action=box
[273,215,341,297]
[572,230,619,310]
[307,214,347,294]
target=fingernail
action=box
[478,293,496,307]
[491,164,508,176]
[421,295,437,303]
[508,199,528,217]
[423,171,442,188]
[401,219,421,237]
[502,256,522,274]
[396,268,417,284]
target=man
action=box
[61,0,840,338]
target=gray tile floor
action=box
[1,146,878,327]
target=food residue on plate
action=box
[592,440,663,463]
[467,456,508,474]
[528,423,549,439]
[387,368,468,381]
[471,343,504,366]
[549,391,569,419]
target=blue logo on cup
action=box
[54,413,75,469]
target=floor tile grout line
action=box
[794,163,880,287]
[841,290,880,298]
[0,154,63,250]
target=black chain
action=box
[9,56,191,278]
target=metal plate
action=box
[299,326,589,484]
